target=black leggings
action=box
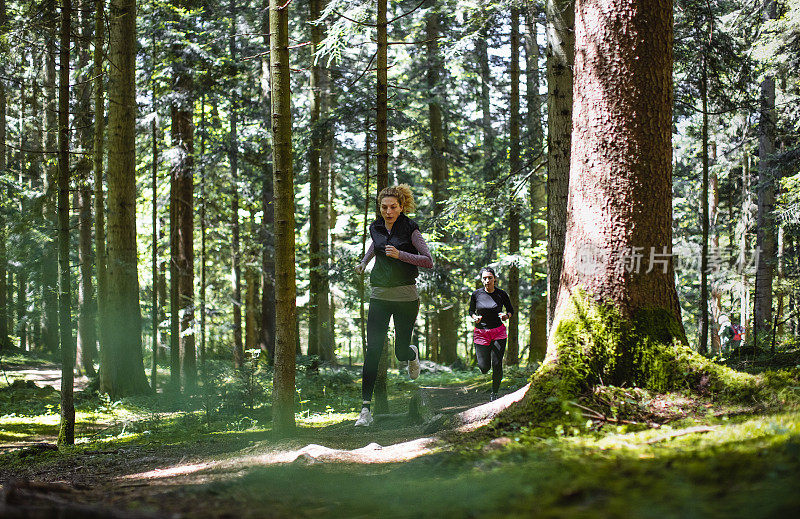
[475,339,506,393]
[362,298,420,402]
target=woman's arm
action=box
[355,241,375,274]
[395,230,433,269]
[502,290,515,316]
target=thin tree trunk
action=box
[525,6,547,363]
[270,0,297,434]
[360,115,370,362]
[477,21,493,181]
[259,2,275,362]
[100,0,150,398]
[42,0,59,354]
[57,0,75,445]
[75,0,96,378]
[0,0,10,349]
[710,140,722,354]
[150,18,159,390]
[427,6,457,364]
[373,0,390,414]
[199,94,207,378]
[93,0,108,369]
[506,7,521,365]
[229,0,244,370]
[740,148,751,340]
[318,16,333,363]
[307,0,323,360]
[699,59,709,355]
[545,0,574,330]
[753,0,778,344]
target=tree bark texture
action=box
[270,0,297,433]
[545,0,574,331]
[699,61,709,355]
[307,0,323,359]
[549,0,687,389]
[0,0,9,349]
[100,0,150,398]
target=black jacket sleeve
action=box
[468,291,477,316]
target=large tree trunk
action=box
[270,0,297,434]
[100,0,150,398]
[753,0,777,345]
[545,0,574,331]
[426,7,457,364]
[150,22,159,389]
[57,0,75,445]
[506,7,521,366]
[525,6,547,364]
[534,0,691,403]
[229,0,244,370]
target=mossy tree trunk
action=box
[270,0,297,434]
[100,0,150,399]
[508,0,726,413]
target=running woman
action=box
[469,267,514,401]
[354,184,433,427]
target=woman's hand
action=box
[471,314,482,324]
[500,312,509,321]
[385,245,400,259]
[355,264,365,275]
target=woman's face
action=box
[481,271,496,292]
[380,196,403,224]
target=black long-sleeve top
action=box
[468,288,514,330]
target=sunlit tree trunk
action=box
[753,0,777,344]
[525,6,547,363]
[270,0,297,434]
[100,0,150,398]
[150,19,159,389]
[57,0,76,445]
[739,148,752,340]
[545,0,573,330]
[549,0,686,386]
[710,141,723,354]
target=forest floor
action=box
[1,349,800,518]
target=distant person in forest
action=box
[353,184,433,427]
[469,267,514,401]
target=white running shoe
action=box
[408,345,420,380]
[354,407,374,427]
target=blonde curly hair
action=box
[377,184,416,214]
